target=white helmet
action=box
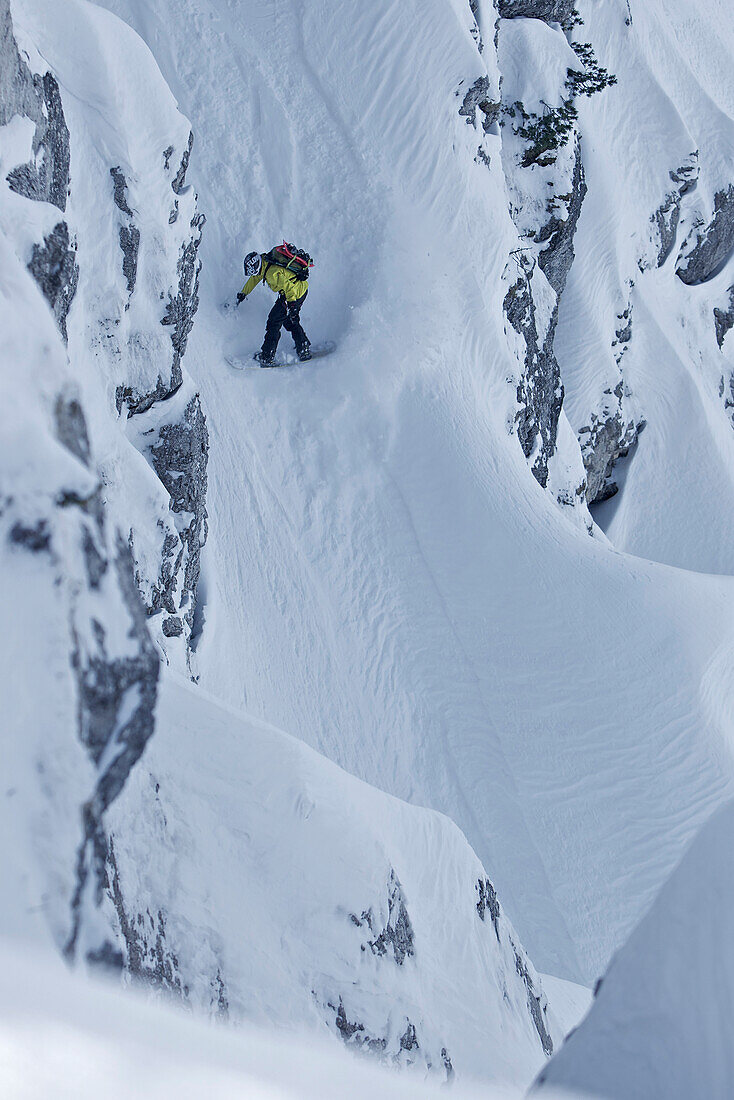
[244,251,262,277]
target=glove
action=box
[236,292,246,304]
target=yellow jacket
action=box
[241,256,308,303]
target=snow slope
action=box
[93,0,734,987]
[536,798,734,1099]
[105,671,562,1085]
[1,2,569,1088]
[557,0,734,575]
[5,0,734,1091]
[0,941,583,1100]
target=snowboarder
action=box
[236,243,313,365]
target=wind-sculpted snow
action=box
[92,0,734,996]
[1,0,564,1089]
[555,0,734,572]
[5,0,734,1090]
[104,675,561,1086]
[536,800,734,1099]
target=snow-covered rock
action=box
[8,0,208,666]
[0,0,208,959]
[555,0,734,567]
[103,674,562,1086]
[0,939,586,1100]
[498,0,576,27]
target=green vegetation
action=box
[506,39,617,168]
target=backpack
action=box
[264,241,314,282]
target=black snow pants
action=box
[261,291,309,361]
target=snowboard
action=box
[226,341,336,370]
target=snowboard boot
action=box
[296,340,312,362]
[254,351,276,367]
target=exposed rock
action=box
[162,615,183,637]
[330,999,386,1052]
[159,212,205,389]
[110,167,140,294]
[714,286,734,348]
[116,208,204,415]
[613,304,632,352]
[82,527,107,589]
[211,970,229,1019]
[579,396,644,505]
[105,147,208,668]
[56,385,159,962]
[119,225,141,294]
[352,870,415,966]
[536,139,587,298]
[504,266,563,488]
[171,130,194,194]
[138,530,178,618]
[459,75,500,133]
[652,195,680,268]
[72,537,158,807]
[501,64,587,493]
[400,1022,419,1052]
[498,0,575,25]
[9,519,51,552]
[325,997,449,1077]
[110,165,134,216]
[1,3,77,338]
[106,839,185,995]
[574,298,644,504]
[476,877,501,942]
[1,0,71,212]
[650,157,699,267]
[719,373,734,422]
[27,222,79,342]
[149,394,209,636]
[513,942,554,1056]
[477,876,554,1058]
[66,528,160,963]
[677,185,734,285]
[55,396,91,465]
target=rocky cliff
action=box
[0,0,207,962]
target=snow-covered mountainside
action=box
[1,942,580,1100]
[535,798,734,1099]
[2,0,734,1093]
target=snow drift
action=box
[536,798,734,1099]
